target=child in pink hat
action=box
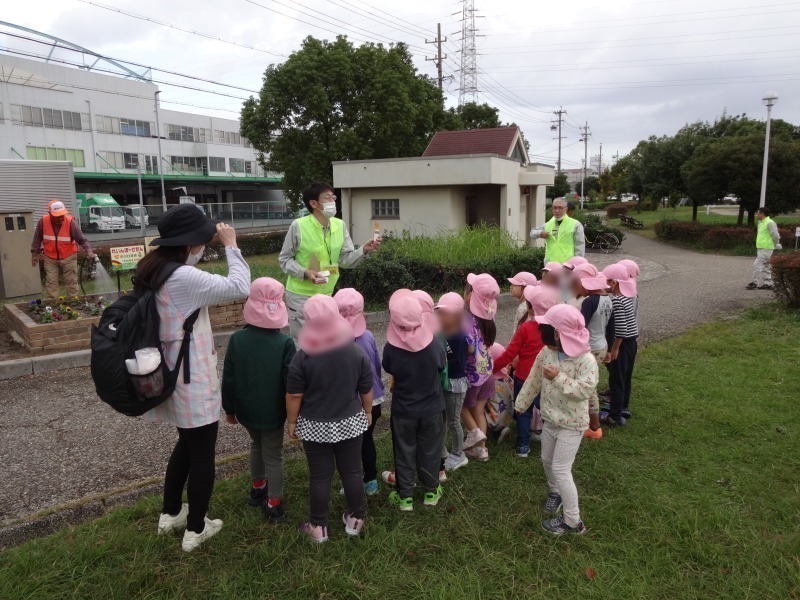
[600,264,640,426]
[541,262,563,288]
[617,258,640,280]
[515,304,599,536]
[334,288,385,497]
[461,273,500,463]
[563,256,589,271]
[508,271,539,331]
[485,343,515,443]
[382,290,447,511]
[492,284,559,456]
[286,295,374,542]
[222,278,295,523]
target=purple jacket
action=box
[355,330,385,401]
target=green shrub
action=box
[701,227,753,249]
[654,220,709,243]
[581,214,626,244]
[204,231,285,260]
[639,196,660,211]
[771,251,800,308]
[607,202,637,218]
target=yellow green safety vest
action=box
[756,217,776,250]
[544,216,577,264]
[285,215,345,297]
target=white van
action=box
[123,205,150,228]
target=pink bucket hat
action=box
[581,274,610,292]
[412,290,441,335]
[243,277,288,329]
[435,292,465,313]
[602,263,638,298]
[489,343,507,379]
[507,271,538,287]
[388,289,434,352]
[564,256,589,270]
[535,304,590,357]
[466,273,500,320]
[571,263,598,279]
[298,295,354,356]
[542,261,564,277]
[617,259,640,279]
[523,285,561,317]
[333,288,367,337]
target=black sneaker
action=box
[621,408,632,419]
[745,282,758,290]
[249,486,268,506]
[600,412,627,427]
[757,285,773,290]
[542,514,586,536]
[599,389,611,398]
[543,492,562,515]
[262,501,286,524]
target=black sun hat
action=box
[149,204,219,247]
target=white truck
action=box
[122,205,150,228]
[75,193,126,232]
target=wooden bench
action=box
[620,214,644,229]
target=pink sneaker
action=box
[298,522,328,543]
[464,428,487,450]
[465,446,489,462]
[381,471,396,486]
[342,512,365,537]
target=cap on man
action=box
[530,198,585,264]
[31,200,94,298]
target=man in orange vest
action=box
[31,200,95,298]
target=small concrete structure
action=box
[333,127,554,244]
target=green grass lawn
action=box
[3,306,800,599]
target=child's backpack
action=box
[90,262,200,417]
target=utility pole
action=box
[551,107,567,172]
[426,23,447,90]
[598,143,603,175]
[613,150,620,165]
[458,0,480,105]
[579,122,591,207]
[154,90,167,212]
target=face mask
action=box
[321,202,337,218]
[186,245,204,266]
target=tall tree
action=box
[241,36,454,207]
[451,102,502,129]
[547,173,571,199]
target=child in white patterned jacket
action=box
[516,304,598,536]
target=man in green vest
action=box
[746,207,782,290]
[530,198,585,264]
[279,181,381,341]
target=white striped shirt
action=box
[612,296,639,338]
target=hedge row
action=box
[606,202,639,218]
[772,252,800,308]
[654,220,797,250]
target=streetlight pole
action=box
[154,90,167,212]
[759,91,778,209]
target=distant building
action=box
[0,53,285,214]
[333,126,554,244]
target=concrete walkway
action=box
[0,234,772,542]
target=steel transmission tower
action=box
[458,0,479,105]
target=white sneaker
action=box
[464,428,487,450]
[181,517,223,552]
[157,503,188,535]
[498,426,513,444]
[444,453,469,472]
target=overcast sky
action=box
[3,0,799,170]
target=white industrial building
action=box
[0,52,285,213]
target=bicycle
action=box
[586,231,620,254]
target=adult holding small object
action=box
[279,182,381,342]
[746,207,781,290]
[136,203,251,553]
[31,200,95,298]
[530,198,585,265]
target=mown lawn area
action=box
[2,306,799,599]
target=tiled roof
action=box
[422,126,520,157]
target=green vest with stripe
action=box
[544,216,577,264]
[756,217,776,250]
[286,215,345,297]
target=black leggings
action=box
[303,435,365,526]
[162,421,219,533]
[361,405,382,483]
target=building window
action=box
[371,199,400,219]
[209,157,226,172]
[13,105,87,130]
[245,160,253,174]
[168,156,207,173]
[27,146,85,167]
[229,158,245,173]
[167,124,211,143]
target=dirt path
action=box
[0,234,773,529]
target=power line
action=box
[322,0,431,38]
[74,0,285,57]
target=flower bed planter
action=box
[4,294,247,355]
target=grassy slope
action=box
[2,306,799,599]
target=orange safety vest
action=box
[42,214,78,260]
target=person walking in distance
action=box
[279,182,381,343]
[31,200,95,298]
[746,207,782,290]
[530,198,585,265]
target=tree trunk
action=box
[747,210,755,227]
[737,203,745,226]
[692,201,698,222]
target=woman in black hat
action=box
[135,203,251,552]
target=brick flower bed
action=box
[4,295,246,355]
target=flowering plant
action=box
[26,295,112,324]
